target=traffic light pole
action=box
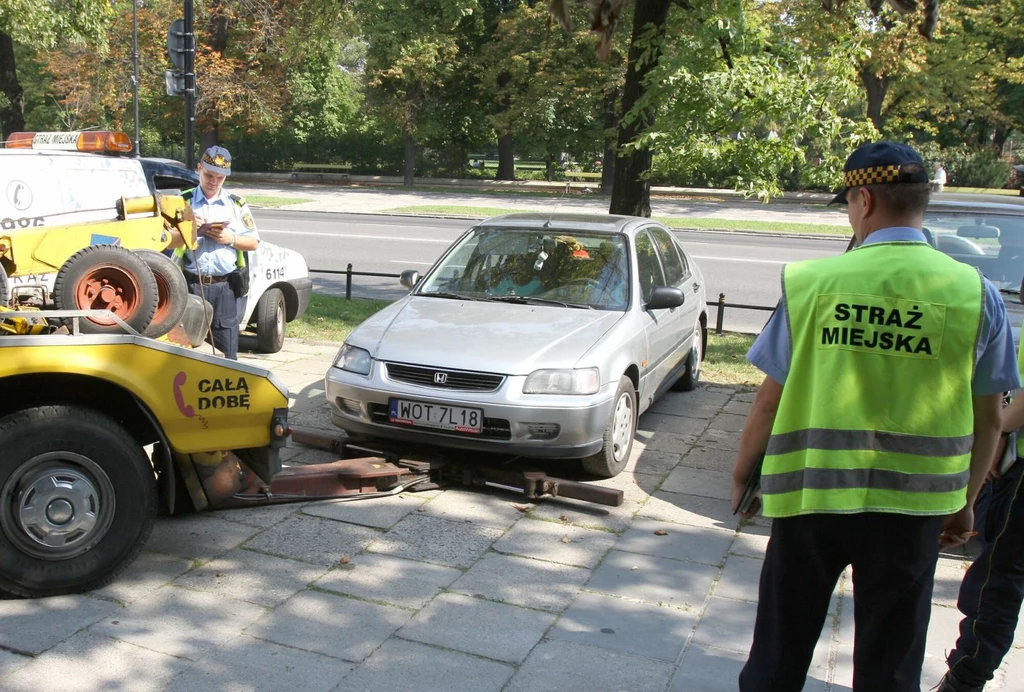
[184,0,195,169]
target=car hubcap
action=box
[1,452,115,560]
[692,324,702,379]
[275,300,285,334]
[611,392,634,461]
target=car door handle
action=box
[692,283,701,293]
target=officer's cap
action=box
[200,146,232,176]
[830,141,929,205]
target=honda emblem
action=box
[433,372,448,384]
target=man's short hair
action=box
[862,167,930,216]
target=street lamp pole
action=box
[132,0,140,156]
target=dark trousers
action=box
[739,512,944,692]
[947,459,1024,686]
[186,279,239,360]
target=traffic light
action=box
[164,70,186,96]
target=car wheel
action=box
[255,287,286,353]
[53,245,159,335]
[0,405,156,598]
[674,318,704,392]
[581,376,635,478]
[134,249,189,339]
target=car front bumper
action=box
[324,364,617,458]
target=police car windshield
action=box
[926,210,1024,294]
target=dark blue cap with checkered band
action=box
[830,141,930,205]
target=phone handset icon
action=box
[173,371,195,418]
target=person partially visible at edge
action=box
[935,339,1024,692]
[932,161,948,192]
[729,140,1019,692]
[166,145,260,360]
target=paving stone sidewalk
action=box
[1,340,1021,692]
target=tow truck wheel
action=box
[53,245,159,335]
[0,263,9,306]
[0,405,156,598]
[134,249,189,339]
[581,376,635,478]
[255,287,286,353]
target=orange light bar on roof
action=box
[3,131,133,154]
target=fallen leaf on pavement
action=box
[561,536,572,543]
[631,565,639,571]
[512,504,531,512]
[339,555,351,564]
[559,515,570,522]
[654,529,668,536]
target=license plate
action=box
[388,398,483,434]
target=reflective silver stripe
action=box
[762,467,970,495]
[766,429,973,457]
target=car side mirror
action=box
[646,286,684,311]
[400,270,421,290]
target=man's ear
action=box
[859,187,875,216]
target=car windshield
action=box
[417,228,630,310]
[926,210,1024,293]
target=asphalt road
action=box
[253,209,852,334]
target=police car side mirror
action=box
[646,286,684,311]
[400,270,421,290]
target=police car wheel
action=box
[0,405,156,598]
[675,318,705,392]
[53,245,159,335]
[255,287,286,353]
[134,250,189,339]
[581,376,635,478]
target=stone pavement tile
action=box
[711,412,746,433]
[286,447,341,466]
[449,553,591,612]
[696,428,741,452]
[246,589,411,662]
[732,391,756,402]
[922,603,965,685]
[417,487,526,529]
[290,389,329,414]
[90,551,193,604]
[0,594,119,655]
[289,405,336,430]
[691,596,759,654]
[730,529,769,558]
[167,634,352,692]
[314,553,462,610]
[527,472,653,533]
[339,638,514,692]
[713,554,764,603]
[397,592,557,664]
[670,643,746,692]
[209,502,305,529]
[659,466,732,501]
[638,490,740,532]
[366,514,504,568]
[146,513,262,562]
[491,517,618,568]
[549,591,696,662]
[0,630,190,692]
[624,447,682,477]
[0,649,30,677]
[615,519,734,566]
[680,445,736,473]
[282,341,333,356]
[647,395,726,419]
[243,514,382,566]
[92,585,265,660]
[637,412,711,437]
[302,492,427,529]
[933,557,970,609]
[506,639,674,692]
[173,548,328,607]
[723,400,753,416]
[642,430,701,453]
[586,550,719,609]
[274,356,334,376]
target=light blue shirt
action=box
[185,187,258,276]
[748,227,1021,396]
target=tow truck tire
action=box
[581,376,635,478]
[0,405,156,598]
[54,245,159,335]
[255,287,286,353]
[135,249,189,339]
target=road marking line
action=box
[692,254,788,265]
[259,229,451,243]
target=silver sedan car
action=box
[325,213,708,477]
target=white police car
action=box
[1,131,311,353]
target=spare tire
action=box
[53,245,158,335]
[133,249,189,339]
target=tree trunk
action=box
[601,88,619,195]
[993,124,1010,156]
[609,0,672,217]
[497,133,515,180]
[0,32,25,140]
[404,131,415,188]
[859,67,888,133]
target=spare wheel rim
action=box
[74,264,144,326]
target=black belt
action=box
[184,271,230,285]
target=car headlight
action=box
[523,368,600,395]
[334,344,372,375]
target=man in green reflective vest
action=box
[730,141,1020,692]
